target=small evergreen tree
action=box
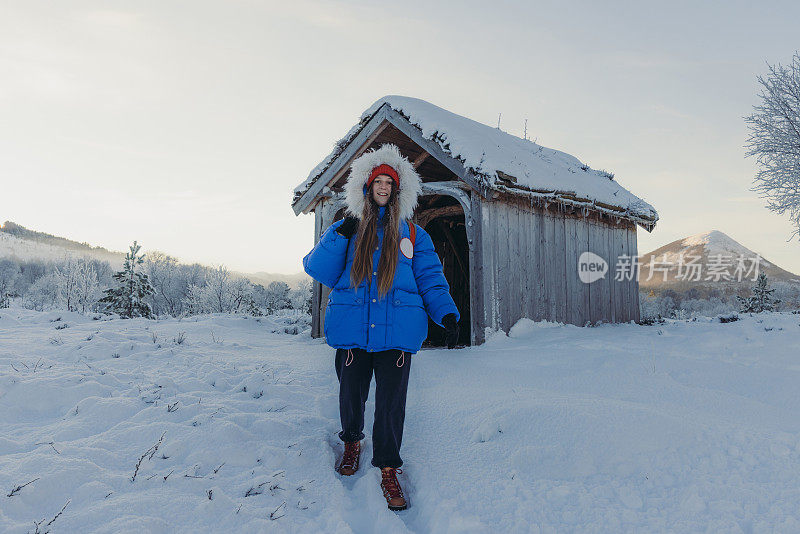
[99,241,155,318]
[737,272,781,313]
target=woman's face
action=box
[371,175,394,207]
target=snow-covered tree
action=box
[737,272,781,313]
[56,257,100,313]
[203,265,233,313]
[23,270,60,311]
[182,266,231,315]
[181,266,263,316]
[745,51,800,239]
[263,281,291,315]
[154,262,208,317]
[49,257,93,313]
[18,260,47,292]
[639,291,676,321]
[0,259,21,307]
[145,251,187,316]
[229,276,261,315]
[19,257,101,312]
[98,241,154,318]
[74,260,100,313]
[289,279,313,315]
[183,283,208,315]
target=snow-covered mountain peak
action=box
[640,229,798,288]
[680,230,756,257]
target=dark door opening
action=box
[416,197,471,348]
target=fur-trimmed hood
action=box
[344,143,422,220]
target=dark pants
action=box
[335,347,412,469]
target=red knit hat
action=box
[366,164,400,188]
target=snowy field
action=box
[1,306,800,533]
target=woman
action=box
[302,143,460,511]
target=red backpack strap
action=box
[408,220,416,246]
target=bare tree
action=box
[145,251,184,316]
[745,51,800,239]
[205,265,232,313]
[55,256,99,313]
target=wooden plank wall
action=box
[477,200,501,332]
[628,223,641,322]
[477,197,641,332]
[574,212,591,325]
[564,215,580,325]
[550,213,567,322]
[534,205,548,321]
[584,216,640,325]
[564,213,589,326]
[469,197,486,346]
[588,220,607,324]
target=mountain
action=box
[0,220,308,287]
[638,230,800,293]
[246,272,310,288]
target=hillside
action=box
[0,222,125,267]
[0,221,308,288]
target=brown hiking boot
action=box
[337,441,361,476]
[380,467,407,511]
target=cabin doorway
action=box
[415,194,471,348]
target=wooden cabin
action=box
[292,96,658,347]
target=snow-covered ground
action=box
[1,306,799,532]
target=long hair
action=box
[349,182,401,299]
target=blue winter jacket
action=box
[302,208,460,353]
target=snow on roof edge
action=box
[293,96,658,228]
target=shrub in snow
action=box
[639,292,676,322]
[717,313,740,323]
[678,297,736,319]
[737,272,781,313]
[98,241,155,319]
[271,308,312,334]
[640,290,743,321]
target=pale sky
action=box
[1,0,799,274]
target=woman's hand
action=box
[442,313,459,348]
[336,216,359,238]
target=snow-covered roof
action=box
[294,95,658,229]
